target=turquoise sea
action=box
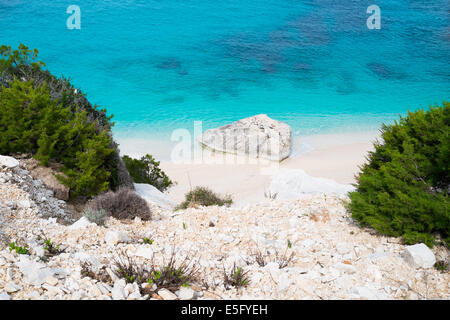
[1,0,449,142]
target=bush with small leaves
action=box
[83,208,107,226]
[122,154,174,192]
[87,188,151,221]
[176,186,232,210]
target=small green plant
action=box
[43,238,65,256]
[176,186,232,210]
[9,242,29,255]
[287,239,292,249]
[223,264,250,289]
[122,154,174,192]
[83,208,107,226]
[143,238,154,245]
[434,260,448,272]
[147,271,161,285]
[182,222,186,230]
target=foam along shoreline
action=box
[123,130,380,206]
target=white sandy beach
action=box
[117,131,380,206]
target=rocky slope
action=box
[0,156,448,300]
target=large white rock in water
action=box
[267,169,355,200]
[197,114,292,161]
[0,155,19,169]
[134,183,176,210]
[402,243,436,269]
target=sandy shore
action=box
[117,131,380,206]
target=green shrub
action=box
[83,208,108,226]
[0,79,115,197]
[0,44,134,198]
[0,43,45,79]
[87,188,152,221]
[122,154,173,192]
[347,102,449,247]
[176,186,232,210]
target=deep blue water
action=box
[1,0,449,140]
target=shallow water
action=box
[1,0,449,141]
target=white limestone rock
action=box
[177,286,195,300]
[111,279,126,300]
[105,230,130,245]
[0,155,19,169]
[4,282,22,293]
[267,169,355,200]
[73,252,101,270]
[18,200,31,209]
[335,242,351,255]
[158,288,178,300]
[197,114,292,161]
[134,183,176,210]
[402,243,436,269]
[277,274,293,293]
[45,276,59,286]
[134,247,154,260]
[335,263,357,274]
[69,216,93,230]
[16,256,55,286]
[0,292,10,300]
[127,291,142,300]
[352,286,381,300]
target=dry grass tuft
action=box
[111,247,201,294]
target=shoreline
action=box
[116,130,380,206]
